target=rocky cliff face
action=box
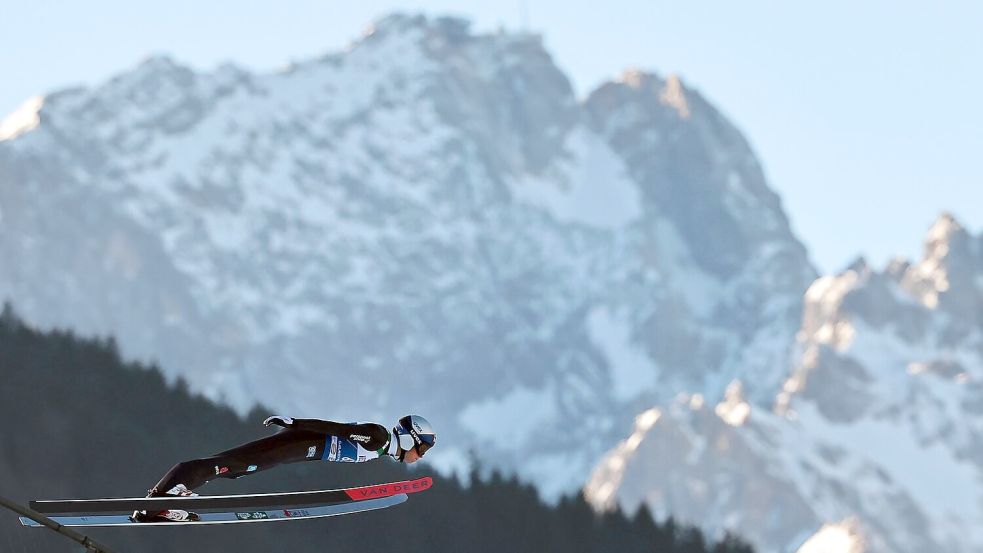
[0,14,815,496]
[586,214,983,552]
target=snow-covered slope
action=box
[586,214,983,552]
[0,14,814,496]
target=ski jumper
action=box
[149,419,395,497]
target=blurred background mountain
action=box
[1,10,980,553]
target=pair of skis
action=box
[21,476,432,527]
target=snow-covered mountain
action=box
[586,214,983,552]
[0,13,814,496]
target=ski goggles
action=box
[396,430,436,457]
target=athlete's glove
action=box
[263,415,295,428]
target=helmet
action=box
[394,415,436,457]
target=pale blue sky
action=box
[2,1,980,274]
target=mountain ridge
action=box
[587,213,983,553]
[0,14,816,500]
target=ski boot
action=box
[129,483,200,523]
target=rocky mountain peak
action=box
[884,256,911,280]
[926,211,965,243]
[616,70,691,119]
[364,12,469,39]
[132,54,190,76]
[585,68,809,283]
[899,213,981,319]
[919,212,973,276]
[0,95,43,141]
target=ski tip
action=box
[344,476,433,501]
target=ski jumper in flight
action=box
[132,415,436,522]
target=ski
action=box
[30,476,432,514]
[21,494,406,527]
